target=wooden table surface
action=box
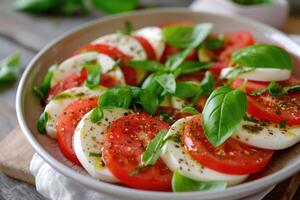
[0,0,299,199]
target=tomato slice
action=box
[57,97,98,165]
[47,68,120,101]
[209,31,255,76]
[183,115,274,175]
[133,35,157,60]
[73,44,138,86]
[232,77,300,125]
[103,113,172,191]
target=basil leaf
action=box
[232,44,293,70]
[142,74,164,97]
[163,23,213,49]
[14,0,61,12]
[172,170,227,192]
[91,0,139,13]
[139,89,160,115]
[165,48,192,70]
[232,0,271,5]
[282,85,300,94]
[37,112,48,134]
[180,107,199,115]
[154,73,176,94]
[33,64,57,103]
[126,60,166,72]
[204,35,225,50]
[124,20,133,35]
[175,82,199,99]
[99,85,133,108]
[90,107,103,123]
[0,52,21,83]
[202,87,247,146]
[225,67,255,80]
[249,81,300,97]
[177,61,214,74]
[84,62,102,89]
[142,130,168,166]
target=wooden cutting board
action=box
[0,127,299,200]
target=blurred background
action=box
[0,0,299,199]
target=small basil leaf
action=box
[175,82,199,99]
[204,35,225,50]
[232,44,293,70]
[124,20,133,35]
[37,112,48,134]
[165,48,192,70]
[163,23,213,49]
[99,86,133,108]
[180,107,199,115]
[282,85,300,94]
[199,71,215,96]
[90,107,103,123]
[154,73,176,94]
[142,74,164,97]
[249,81,300,97]
[139,89,160,115]
[232,0,271,5]
[33,64,57,103]
[142,130,168,166]
[84,62,102,89]
[172,170,227,192]
[126,60,166,72]
[14,0,61,12]
[225,67,255,80]
[177,61,214,74]
[202,86,247,146]
[0,52,21,83]
[91,0,139,13]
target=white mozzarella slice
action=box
[134,26,165,60]
[171,96,188,110]
[233,119,300,150]
[92,33,147,60]
[44,86,106,139]
[161,117,248,186]
[220,67,291,82]
[73,108,133,182]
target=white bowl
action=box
[16,8,300,200]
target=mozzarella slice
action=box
[92,33,147,60]
[220,67,291,82]
[161,117,248,186]
[233,118,300,150]
[73,108,133,182]
[44,86,106,139]
[51,52,125,87]
[134,26,165,60]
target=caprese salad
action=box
[34,20,300,192]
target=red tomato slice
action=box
[57,97,98,165]
[47,68,120,101]
[73,44,138,86]
[160,44,198,64]
[232,77,300,125]
[133,35,157,60]
[103,113,172,191]
[183,115,274,175]
[209,31,255,76]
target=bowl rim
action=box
[16,7,300,200]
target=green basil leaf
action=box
[142,73,164,97]
[90,107,103,123]
[99,85,133,108]
[84,62,102,89]
[204,35,225,50]
[126,60,166,72]
[165,48,193,70]
[124,20,133,35]
[180,107,199,115]
[33,64,57,103]
[177,61,214,74]
[142,130,168,166]
[282,85,300,94]
[0,52,21,83]
[172,170,227,192]
[37,112,48,134]
[91,0,139,13]
[175,82,199,99]
[224,67,255,80]
[163,23,213,49]
[232,44,293,70]
[154,73,176,94]
[249,81,300,97]
[139,89,160,115]
[231,0,271,5]
[14,0,61,12]
[202,86,247,146]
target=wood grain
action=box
[0,127,35,185]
